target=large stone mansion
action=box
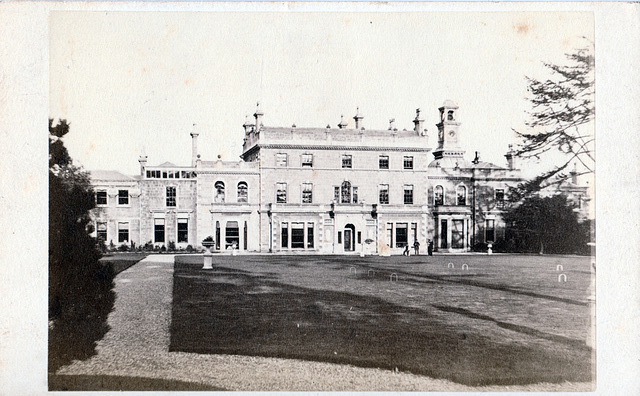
[90,100,587,254]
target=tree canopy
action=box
[511,42,594,200]
[501,194,590,255]
[49,119,115,372]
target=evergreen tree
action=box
[511,42,594,200]
[502,194,590,255]
[49,119,115,372]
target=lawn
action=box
[100,252,149,274]
[170,254,594,387]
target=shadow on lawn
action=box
[169,261,592,387]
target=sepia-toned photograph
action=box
[45,7,599,392]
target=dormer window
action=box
[447,110,454,121]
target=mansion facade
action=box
[90,100,587,254]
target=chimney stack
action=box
[505,144,516,170]
[253,102,264,130]
[413,108,424,133]
[353,107,364,130]
[138,153,148,176]
[243,115,254,135]
[190,123,199,167]
[570,162,578,184]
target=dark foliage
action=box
[511,42,594,200]
[49,119,115,372]
[502,194,590,255]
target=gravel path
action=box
[55,254,591,392]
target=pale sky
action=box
[50,11,594,176]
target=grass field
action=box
[170,254,594,387]
[100,253,148,274]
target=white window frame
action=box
[301,182,313,204]
[96,189,108,206]
[276,182,287,203]
[456,185,467,206]
[276,153,288,167]
[434,185,444,206]
[403,156,414,170]
[301,153,313,168]
[166,186,177,208]
[341,154,352,169]
[117,189,129,206]
[404,184,414,205]
[379,184,390,205]
[237,181,248,203]
[379,155,389,169]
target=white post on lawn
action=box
[487,243,493,255]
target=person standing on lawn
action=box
[413,240,420,255]
[403,244,410,256]
[427,239,433,256]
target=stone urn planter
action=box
[201,237,215,270]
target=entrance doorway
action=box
[344,224,355,251]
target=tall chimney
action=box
[138,153,147,176]
[190,123,199,167]
[253,102,264,130]
[243,115,254,135]
[353,107,364,130]
[505,144,516,170]
[413,108,424,133]
[570,162,578,184]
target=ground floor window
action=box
[225,221,239,249]
[411,223,417,244]
[118,222,129,243]
[154,218,165,243]
[177,218,188,243]
[485,219,495,243]
[96,222,107,241]
[281,222,288,248]
[396,223,408,247]
[291,222,305,248]
[307,224,314,248]
[386,223,393,247]
[451,219,464,249]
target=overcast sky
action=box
[50,11,593,176]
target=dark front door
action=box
[344,224,355,251]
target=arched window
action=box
[214,181,225,203]
[434,185,444,206]
[456,185,466,206]
[237,181,248,203]
[341,181,352,204]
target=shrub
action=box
[118,243,130,252]
[168,241,176,251]
[186,244,194,252]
